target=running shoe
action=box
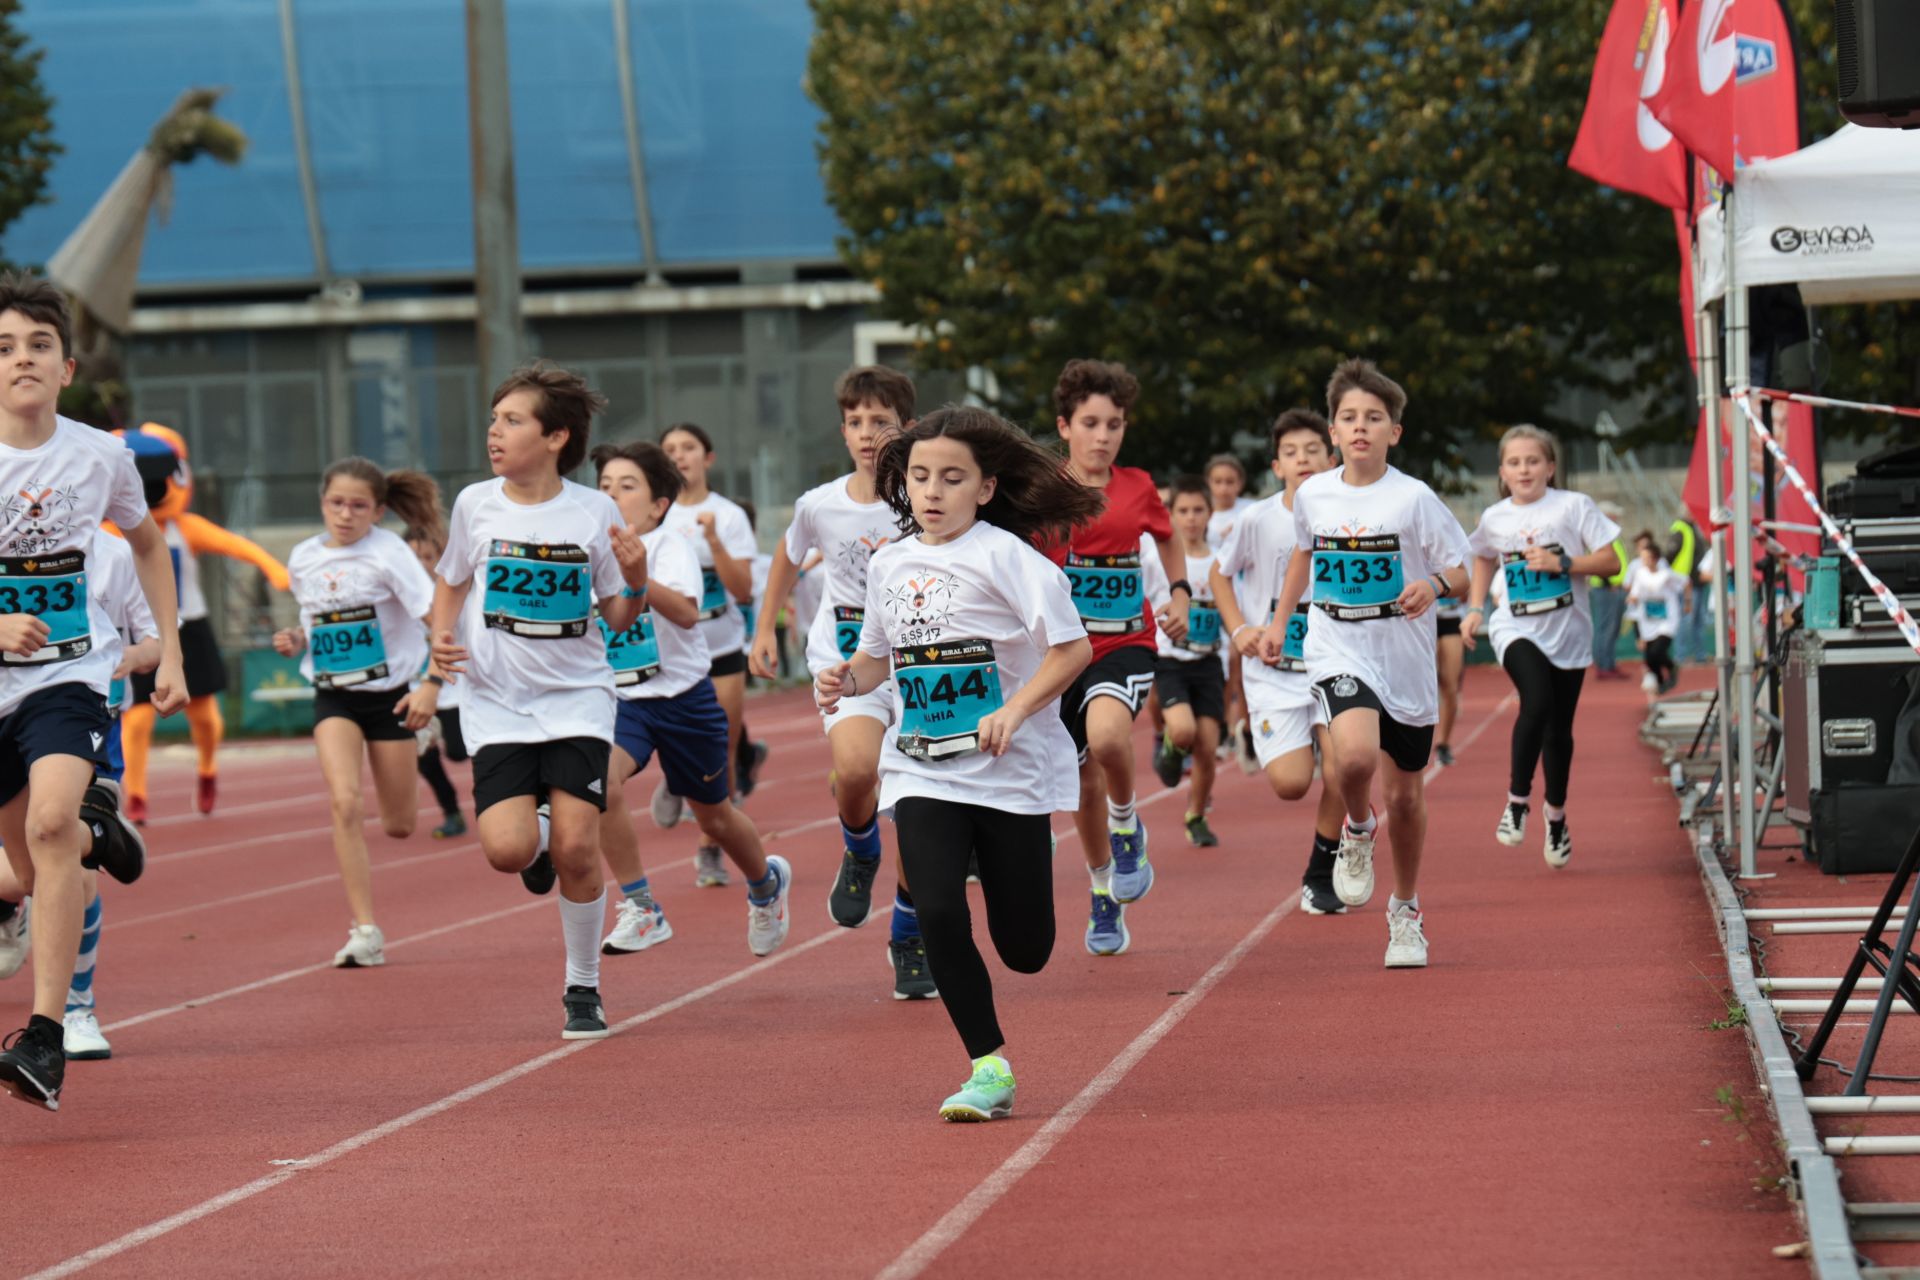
[1333,819,1376,908]
[520,847,557,898]
[1085,891,1130,956]
[889,936,937,1000]
[62,1010,111,1061]
[694,845,730,888]
[650,781,686,830]
[1495,801,1529,847]
[1544,818,1573,869]
[1152,737,1186,790]
[1658,671,1680,695]
[939,1057,1016,1122]
[1109,823,1154,903]
[1385,904,1429,968]
[561,986,610,1040]
[196,773,218,815]
[1300,880,1347,915]
[0,1023,64,1110]
[828,849,882,927]
[1235,720,1259,775]
[0,900,27,979]
[1434,744,1455,768]
[432,812,466,839]
[602,898,674,954]
[736,742,770,799]
[747,854,792,957]
[79,777,145,886]
[1185,813,1218,847]
[126,793,147,826]
[1640,671,1658,693]
[332,923,386,969]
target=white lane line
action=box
[35,923,847,1280]
[148,805,441,865]
[115,843,480,929]
[1422,692,1518,785]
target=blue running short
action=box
[614,678,732,806]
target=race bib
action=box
[1184,599,1221,654]
[893,638,1004,762]
[310,605,389,688]
[598,609,661,687]
[482,541,592,639]
[1644,599,1670,620]
[0,551,90,665]
[108,676,126,708]
[698,568,729,620]
[1269,599,1310,673]
[834,605,865,661]
[1065,551,1145,634]
[1503,546,1572,616]
[1311,535,1404,621]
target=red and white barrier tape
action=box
[1753,386,1920,422]
[1736,393,1920,657]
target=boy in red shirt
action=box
[1041,360,1188,956]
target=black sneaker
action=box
[828,849,882,928]
[521,802,556,895]
[79,777,145,886]
[561,986,610,1040]
[1434,744,1455,768]
[1152,738,1185,790]
[1185,814,1219,847]
[1301,880,1347,915]
[0,1023,65,1110]
[736,742,770,799]
[889,937,937,1000]
[432,811,466,839]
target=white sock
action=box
[1089,859,1114,895]
[1507,792,1529,808]
[559,888,606,990]
[536,811,552,857]
[1388,894,1419,915]
[973,1052,1012,1077]
[1346,811,1376,836]
[1106,795,1136,832]
[1545,804,1566,823]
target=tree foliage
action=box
[0,0,57,262]
[808,0,1689,477]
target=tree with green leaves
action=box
[808,0,1689,476]
[0,0,58,262]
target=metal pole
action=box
[1725,192,1759,879]
[466,0,525,398]
[1697,302,1735,859]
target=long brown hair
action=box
[1494,423,1560,500]
[875,405,1104,544]
[321,457,443,542]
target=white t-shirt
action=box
[605,524,710,701]
[1291,465,1471,727]
[1468,489,1620,670]
[857,520,1087,816]
[288,526,435,694]
[436,478,627,750]
[92,530,158,713]
[1206,497,1254,551]
[0,417,152,718]
[1215,489,1317,710]
[781,475,899,675]
[1156,549,1222,662]
[1626,559,1685,640]
[659,492,757,659]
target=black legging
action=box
[1502,638,1587,808]
[1643,634,1675,688]
[417,746,459,817]
[894,797,1056,1060]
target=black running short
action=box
[1312,674,1435,774]
[1059,643,1156,762]
[1153,654,1225,725]
[313,685,413,743]
[472,737,612,816]
[707,650,748,679]
[1436,616,1462,638]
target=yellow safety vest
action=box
[1588,538,1628,589]
[1669,519,1698,580]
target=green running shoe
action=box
[1184,813,1218,847]
[939,1056,1016,1122]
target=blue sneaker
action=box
[1108,823,1154,903]
[1085,890,1130,956]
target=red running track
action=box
[5,668,1794,1278]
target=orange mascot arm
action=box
[176,512,291,592]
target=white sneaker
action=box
[651,781,686,830]
[1385,905,1428,968]
[1544,818,1573,869]
[332,923,386,968]
[1640,671,1658,693]
[0,899,28,979]
[694,845,730,888]
[1495,802,1528,847]
[747,854,792,956]
[63,1008,112,1060]
[1333,821,1376,907]
[602,898,674,954]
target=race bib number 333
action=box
[483,541,592,639]
[0,550,90,665]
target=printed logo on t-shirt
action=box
[835,529,893,594]
[2,482,81,556]
[883,572,959,646]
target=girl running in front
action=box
[814,406,1096,1122]
[593,440,790,958]
[276,460,443,968]
[1460,425,1621,869]
[1149,476,1227,847]
[658,424,764,887]
[1625,532,1684,695]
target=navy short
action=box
[0,682,113,806]
[615,678,732,806]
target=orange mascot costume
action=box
[112,424,289,822]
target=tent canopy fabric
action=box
[1696,124,1920,305]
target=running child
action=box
[404,524,467,840]
[1149,475,1227,847]
[814,405,1096,1121]
[0,272,186,1110]
[658,423,765,884]
[1625,532,1683,695]
[592,441,790,958]
[750,366,935,997]
[1042,359,1188,958]
[1432,588,1467,767]
[729,497,770,800]
[1210,408,1349,913]
[1459,425,1620,869]
[276,460,444,967]
[1204,453,1257,772]
[1258,359,1469,968]
[424,362,652,1041]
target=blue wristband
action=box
[621,583,649,600]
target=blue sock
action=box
[67,893,102,1014]
[620,877,654,910]
[843,814,882,863]
[891,889,918,944]
[747,862,782,906]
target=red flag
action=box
[1648,0,1801,182]
[1569,0,1688,207]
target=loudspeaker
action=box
[1837,0,1920,128]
